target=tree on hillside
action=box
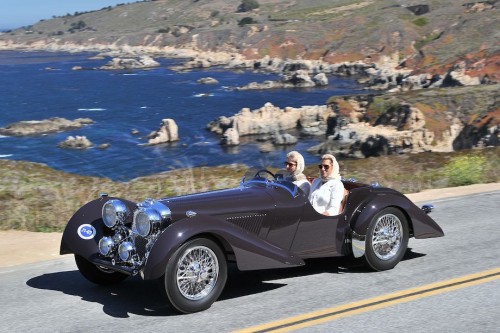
[237,0,259,13]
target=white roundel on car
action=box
[77,224,96,240]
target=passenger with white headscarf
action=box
[284,151,310,196]
[309,154,345,216]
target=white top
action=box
[294,178,311,197]
[309,177,345,216]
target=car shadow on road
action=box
[25,248,425,317]
[221,247,426,300]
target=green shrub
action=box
[444,155,488,186]
[414,31,441,50]
[413,17,428,27]
[238,17,257,26]
[238,0,260,12]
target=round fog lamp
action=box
[99,237,114,256]
[118,241,134,261]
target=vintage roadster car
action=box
[60,168,444,313]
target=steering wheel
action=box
[254,169,276,181]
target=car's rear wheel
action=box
[74,254,129,285]
[163,238,227,313]
[364,207,409,271]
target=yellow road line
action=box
[235,267,500,333]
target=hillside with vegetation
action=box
[1,0,498,82]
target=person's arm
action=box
[298,180,311,197]
[325,182,345,216]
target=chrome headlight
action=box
[118,241,135,261]
[102,199,130,229]
[99,236,115,256]
[133,208,161,237]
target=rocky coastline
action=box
[1,20,498,157]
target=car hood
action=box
[158,186,277,221]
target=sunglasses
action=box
[318,164,330,170]
[284,162,297,167]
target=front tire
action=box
[74,254,129,285]
[364,208,409,271]
[163,238,227,313]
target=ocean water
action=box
[0,50,367,181]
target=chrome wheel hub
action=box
[176,246,219,300]
[371,214,403,260]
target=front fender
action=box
[142,214,305,280]
[59,197,136,260]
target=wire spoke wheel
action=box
[371,214,403,260]
[164,238,227,313]
[364,208,409,271]
[176,246,219,300]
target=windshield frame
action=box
[240,168,298,197]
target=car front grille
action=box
[134,236,148,258]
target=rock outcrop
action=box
[148,118,179,145]
[207,102,332,146]
[58,135,93,149]
[0,117,93,136]
[99,55,160,70]
[236,70,328,90]
[197,77,219,84]
[208,84,499,157]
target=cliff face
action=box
[206,85,499,157]
[317,84,499,157]
[1,0,498,82]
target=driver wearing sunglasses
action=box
[309,154,345,216]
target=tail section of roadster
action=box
[60,169,444,313]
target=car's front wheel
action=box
[364,207,409,271]
[74,254,129,285]
[163,238,227,313]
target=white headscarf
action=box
[286,151,307,181]
[319,153,341,182]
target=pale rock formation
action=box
[58,136,93,149]
[100,55,160,70]
[221,128,240,146]
[207,102,332,146]
[0,117,93,136]
[446,61,482,86]
[148,118,179,145]
[197,77,219,84]
[237,70,327,90]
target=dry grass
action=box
[1,147,498,232]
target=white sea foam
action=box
[78,108,107,112]
[193,93,213,98]
[0,154,13,158]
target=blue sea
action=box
[0,50,368,181]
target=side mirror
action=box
[421,204,435,214]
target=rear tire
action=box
[163,238,227,313]
[364,208,409,271]
[74,254,129,285]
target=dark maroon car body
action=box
[60,168,444,313]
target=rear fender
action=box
[142,214,305,280]
[351,193,445,238]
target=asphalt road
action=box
[1,191,499,333]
